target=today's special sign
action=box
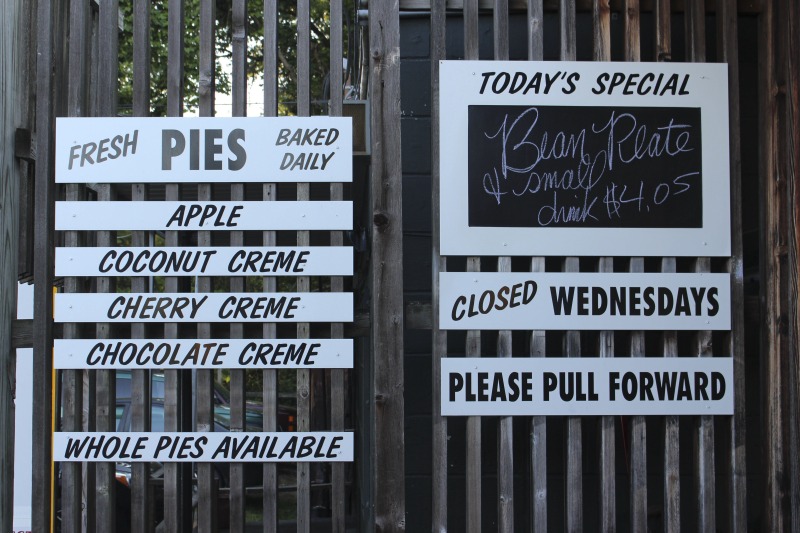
[439,60,731,256]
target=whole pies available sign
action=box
[439,60,730,257]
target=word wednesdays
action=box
[440,272,730,331]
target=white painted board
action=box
[442,357,733,416]
[440,272,730,330]
[440,60,731,256]
[56,116,352,183]
[55,201,352,231]
[54,338,353,369]
[55,246,353,276]
[54,432,353,462]
[54,292,353,323]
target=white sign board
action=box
[54,432,354,462]
[56,201,352,231]
[440,272,730,330]
[55,292,353,323]
[442,357,733,416]
[55,246,352,277]
[54,338,353,369]
[440,60,730,256]
[56,116,352,183]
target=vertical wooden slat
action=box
[685,3,716,531]
[653,2,680,532]
[131,1,152,531]
[262,0,279,529]
[296,0,312,529]
[622,3,647,532]
[527,4,546,532]
[492,2,514,531]
[759,1,785,529]
[0,0,25,528]
[431,0,447,530]
[463,0,481,530]
[465,258,482,533]
[228,0,247,531]
[369,0,405,528]
[95,1,119,530]
[197,1,216,531]
[61,0,91,529]
[592,3,614,532]
[559,3,581,532]
[164,0,187,530]
[31,0,57,528]
[785,0,800,525]
[718,0,747,531]
[329,0,347,530]
[167,0,185,117]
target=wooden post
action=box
[32,0,57,529]
[262,0,280,529]
[527,4,546,532]
[369,0,405,529]
[430,0,447,531]
[329,0,347,530]
[462,2,481,531]
[593,3,615,532]
[0,0,24,530]
[783,0,800,528]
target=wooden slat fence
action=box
[30,1,361,532]
[12,0,800,532]
[427,1,752,532]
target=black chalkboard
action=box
[468,105,703,228]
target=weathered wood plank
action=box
[662,259,680,533]
[163,2,186,530]
[94,1,120,530]
[685,3,716,530]
[530,258,547,533]
[196,181,216,533]
[262,0,279,528]
[564,258,582,533]
[431,0,447,531]
[497,265,514,533]
[592,4,614,532]
[622,4,647,531]
[197,2,216,530]
[131,2,152,531]
[465,0,479,60]
[130,188,151,533]
[560,0,576,62]
[781,0,800,528]
[462,0,481,529]
[296,1,312,529]
[628,259,647,533]
[228,1,247,531]
[370,0,405,529]
[758,2,786,529]
[465,258,482,533]
[528,0,543,61]
[718,0,747,530]
[527,4,546,531]
[559,3,581,532]
[59,0,91,530]
[31,0,57,528]
[167,0,184,117]
[94,185,117,533]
